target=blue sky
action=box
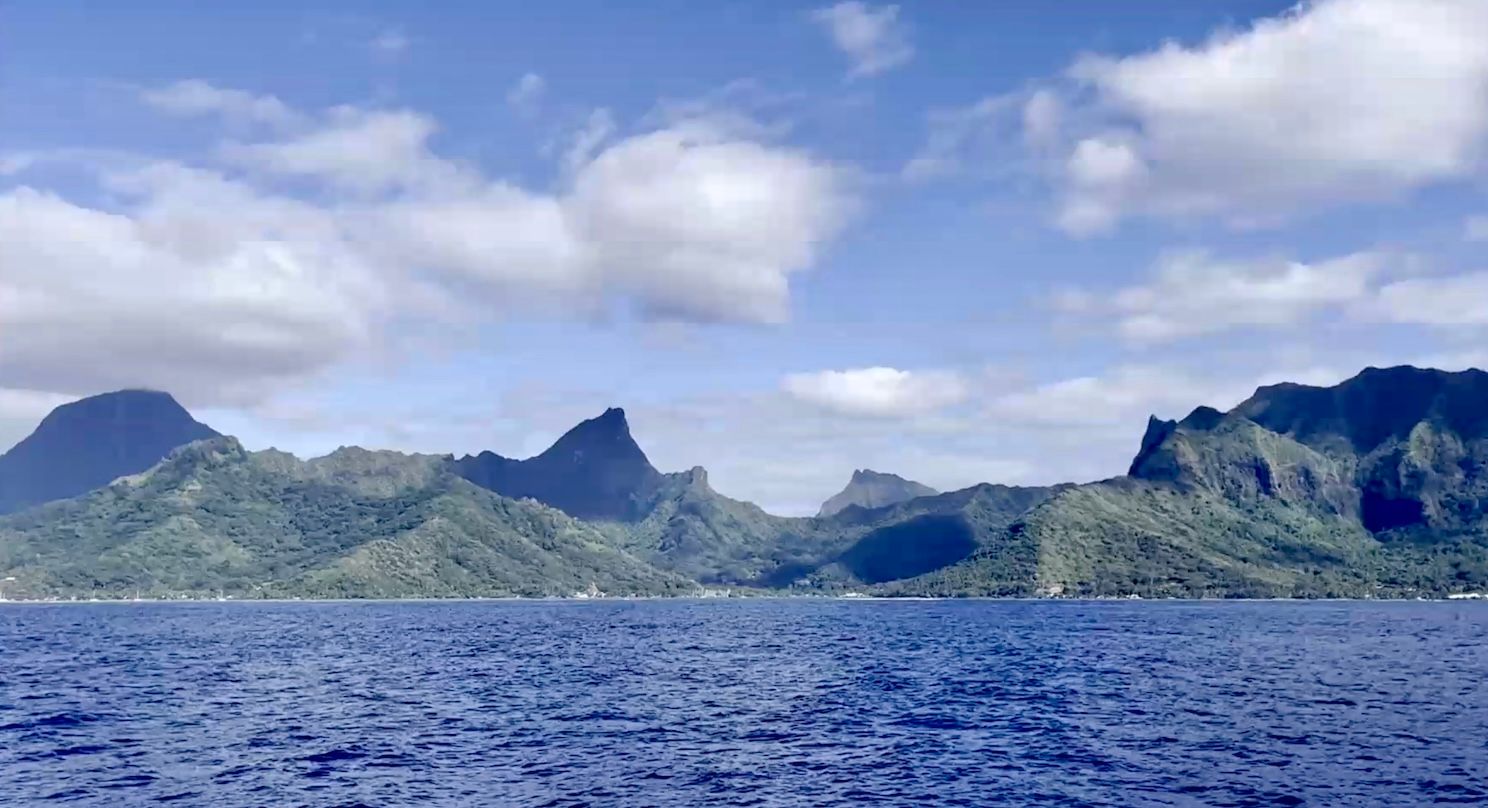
[3,0,1487,514]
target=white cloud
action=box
[1021,89,1062,149]
[811,2,913,79]
[565,124,852,322]
[1361,272,1488,326]
[506,72,546,117]
[560,108,616,175]
[369,185,589,299]
[902,87,1070,182]
[645,79,801,140]
[1047,0,1488,233]
[1064,246,1488,341]
[217,99,851,323]
[782,367,968,418]
[141,80,300,129]
[1467,215,1488,241]
[1070,249,1394,343]
[986,363,1363,432]
[0,81,858,405]
[221,107,469,195]
[987,366,1246,428]
[0,179,390,404]
[901,95,1017,181]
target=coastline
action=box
[1,593,1483,605]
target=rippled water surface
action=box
[2,600,1486,807]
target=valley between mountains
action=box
[2,366,1487,600]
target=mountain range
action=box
[2,366,1486,599]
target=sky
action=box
[2,0,1487,515]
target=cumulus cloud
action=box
[907,0,1488,233]
[1049,0,1488,233]
[986,365,1254,428]
[782,367,968,418]
[0,178,390,403]
[141,79,301,129]
[1063,249,1394,343]
[0,81,857,404]
[565,124,851,322]
[1062,247,1488,342]
[221,107,469,195]
[811,2,913,79]
[506,72,546,117]
[364,117,851,323]
[368,185,587,299]
[1360,272,1488,326]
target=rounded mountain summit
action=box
[0,389,220,514]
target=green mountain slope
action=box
[895,367,1488,598]
[604,468,1061,589]
[0,438,689,599]
[4,365,1487,600]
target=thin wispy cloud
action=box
[811,2,913,79]
[506,72,546,117]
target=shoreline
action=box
[0,594,1483,605]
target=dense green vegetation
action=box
[891,367,1488,598]
[0,438,689,599]
[3,366,1488,600]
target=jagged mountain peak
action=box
[541,407,645,461]
[1235,365,1488,452]
[455,407,662,521]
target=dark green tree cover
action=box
[0,438,689,599]
[3,366,1488,599]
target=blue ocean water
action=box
[1,600,1485,807]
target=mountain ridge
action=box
[0,434,689,599]
[2,365,1486,599]
[453,407,664,521]
[896,365,1488,598]
[817,469,938,518]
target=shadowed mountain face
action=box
[1130,366,1488,536]
[4,365,1488,600]
[0,390,219,514]
[898,366,1488,599]
[0,436,687,599]
[454,408,664,521]
[817,469,938,517]
[1234,366,1488,454]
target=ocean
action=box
[1,599,1484,806]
